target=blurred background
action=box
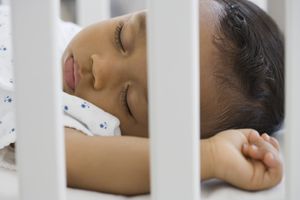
[59,0,283,32]
[60,0,146,24]
[0,0,284,31]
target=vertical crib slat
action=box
[267,0,285,33]
[147,0,200,200]
[76,0,110,26]
[250,0,267,10]
[11,1,66,200]
[285,0,300,200]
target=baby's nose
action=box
[91,54,115,90]
[91,54,109,90]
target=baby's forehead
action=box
[199,0,224,51]
[199,0,223,25]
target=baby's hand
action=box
[210,129,283,190]
[241,131,283,189]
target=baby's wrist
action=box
[206,136,227,181]
[201,138,217,180]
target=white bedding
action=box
[0,167,284,200]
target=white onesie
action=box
[0,5,121,170]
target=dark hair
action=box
[211,0,284,135]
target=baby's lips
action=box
[64,56,75,91]
[73,59,81,89]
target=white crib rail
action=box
[11,0,66,200]
[267,0,285,33]
[76,0,110,27]
[285,0,300,200]
[147,0,200,199]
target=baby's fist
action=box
[242,131,283,190]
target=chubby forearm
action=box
[65,128,150,196]
[65,128,214,196]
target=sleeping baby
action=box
[0,0,284,196]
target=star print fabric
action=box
[0,5,16,150]
[63,92,121,137]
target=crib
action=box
[0,0,299,200]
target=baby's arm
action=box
[65,127,150,196]
[65,128,282,196]
[64,127,214,196]
[209,129,283,190]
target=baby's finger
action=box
[242,143,250,157]
[269,137,280,151]
[248,130,260,144]
[261,133,280,151]
[264,152,275,168]
[242,143,263,160]
[247,138,277,161]
[261,133,270,142]
[239,129,259,140]
[263,151,281,169]
[265,152,283,185]
[247,144,265,160]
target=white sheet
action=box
[0,167,284,200]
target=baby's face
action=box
[62,1,222,138]
[62,12,148,137]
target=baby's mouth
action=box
[63,55,75,91]
[73,58,81,90]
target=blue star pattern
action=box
[64,105,69,111]
[81,101,90,109]
[63,99,112,133]
[4,95,12,103]
[0,45,7,51]
[100,122,108,129]
[62,91,118,134]
[9,128,15,134]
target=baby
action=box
[62,0,284,139]
[62,0,284,195]
[1,0,284,196]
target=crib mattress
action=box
[0,166,284,200]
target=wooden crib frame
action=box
[8,0,299,200]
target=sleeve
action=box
[62,92,122,137]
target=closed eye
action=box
[120,84,133,117]
[114,22,126,52]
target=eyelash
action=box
[114,22,125,52]
[120,84,133,117]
